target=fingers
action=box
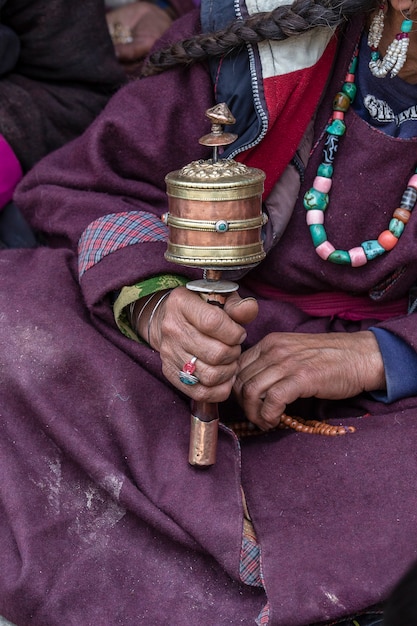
[158,288,250,402]
[162,349,239,403]
[163,287,248,349]
[107,3,172,62]
[234,357,299,429]
[223,292,259,325]
[234,331,386,430]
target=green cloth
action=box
[113,274,188,341]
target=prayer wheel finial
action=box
[198,103,238,160]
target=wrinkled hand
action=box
[106,2,173,64]
[233,331,386,430]
[150,287,258,403]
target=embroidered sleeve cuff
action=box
[370,327,417,403]
[0,135,23,210]
[114,274,188,341]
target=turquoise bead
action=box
[317,163,333,178]
[303,188,329,211]
[342,82,356,102]
[389,218,405,238]
[361,240,385,260]
[326,119,346,136]
[328,249,351,265]
[371,50,379,61]
[309,224,327,246]
[348,56,358,74]
[401,19,413,33]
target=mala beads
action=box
[303,48,417,266]
[368,3,413,78]
[277,412,355,435]
[227,413,355,438]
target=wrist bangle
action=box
[147,289,172,346]
[129,292,157,336]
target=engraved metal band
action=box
[165,242,266,266]
[164,213,267,232]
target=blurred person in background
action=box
[105,0,196,74]
[0,0,125,248]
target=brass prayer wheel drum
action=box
[163,104,267,270]
[164,160,266,269]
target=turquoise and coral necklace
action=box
[303,46,417,267]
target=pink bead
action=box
[408,174,417,190]
[348,246,367,267]
[332,111,344,120]
[313,176,332,193]
[315,241,335,260]
[306,210,325,225]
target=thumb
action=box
[224,292,258,325]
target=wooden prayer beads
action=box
[227,413,356,438]
[277,412,356,435]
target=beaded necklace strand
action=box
[303,48,417,267]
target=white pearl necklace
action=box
[368,6,412,78]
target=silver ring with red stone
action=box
[179,356,199,386]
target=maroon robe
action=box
[1,8,416,626]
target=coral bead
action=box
[377,230,398,251]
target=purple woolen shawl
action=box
[8,9,417,626]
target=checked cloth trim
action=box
[240,522,270,624]
[78,211,168,277]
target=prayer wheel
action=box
[164,105,266,269]
[163,103,267,467]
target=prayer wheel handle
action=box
[186,270,239,467]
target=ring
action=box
[179,356,199,386]
[110,22,134,44]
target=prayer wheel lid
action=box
[165,103,265,194]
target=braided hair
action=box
[141,0,378,76]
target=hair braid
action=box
[141,0,378,76]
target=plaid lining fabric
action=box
[78,211,168,277]
[256,603,271,625]
[240,520,271,624]
[240,535,263,588]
